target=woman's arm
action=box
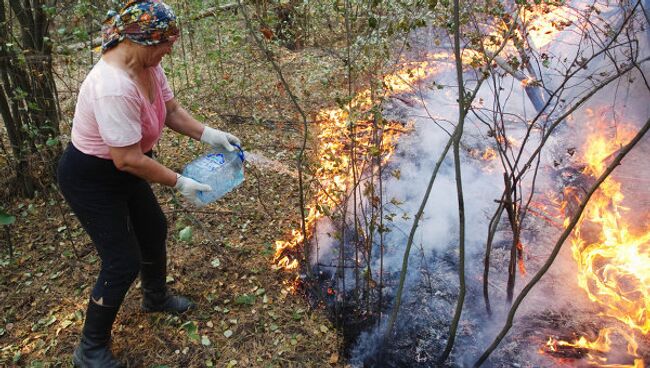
[164,97,241,151]
[164,98,205,140]
[110,143,177,186]
[110,143,212,206]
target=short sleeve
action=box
[155,64,174,102]
[94,96,142,147]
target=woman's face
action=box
[142,36,178,67]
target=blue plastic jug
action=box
[182,145,245,204]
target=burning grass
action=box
[543,121,650,367]
[272,60,442,273]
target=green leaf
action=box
[46,137,59,147]
[0,210,16,225]
[60,320,73,329]
[368,17,378,29]
[44,315,56,327]
[181,321,198,335]
[179,226,193,242]
[235,294,255,306]
[181,321,200,342]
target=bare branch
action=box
[474,116,650,367]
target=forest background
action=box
[2,0,649,367]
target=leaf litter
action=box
[0,40,347,367]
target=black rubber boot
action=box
[141,289,195,313]
[140,259,195,314]
[72,300,124,368]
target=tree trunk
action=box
[0,0,60,197]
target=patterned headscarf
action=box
[101,0,180,53]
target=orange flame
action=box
[545,329,644,368]
[573,124,648,335]
[517,241,527,275]
[273,61,437,272]
[521,3,574,49]
[547,122,647,367]
[482,147,497,161]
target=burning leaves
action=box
[272,49,519,275]
[265,0,649,366]
[273,61,437,273]
[520,2,575,49]
[543,329,644,368]
[546,122,649,367]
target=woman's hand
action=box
[174,174,212,206]
[200,126,241,151]
[164,99,242,151]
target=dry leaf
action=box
[329,352,339,364]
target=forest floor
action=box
[0,38,350,367]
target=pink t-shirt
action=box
[71,59,174,159]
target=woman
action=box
[56,1,240,366]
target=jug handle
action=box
[233,144,245,162]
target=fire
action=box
[271,13,562,274]
[573,124,648,334]
[547,122,648,367]
[544,329,644,368]
[517,241,527,275]
[482,147,497,161]
[273,61,437,272]
[520,3,574,49]
[426,50,483,67]
[520,77,537,87]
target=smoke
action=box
[380,88,503,269]
[309,0,650,366]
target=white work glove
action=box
[200,126,241,152]
[174,174,212,206]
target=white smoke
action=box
[311,0,650,365]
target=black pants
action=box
[57,144,168,307]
